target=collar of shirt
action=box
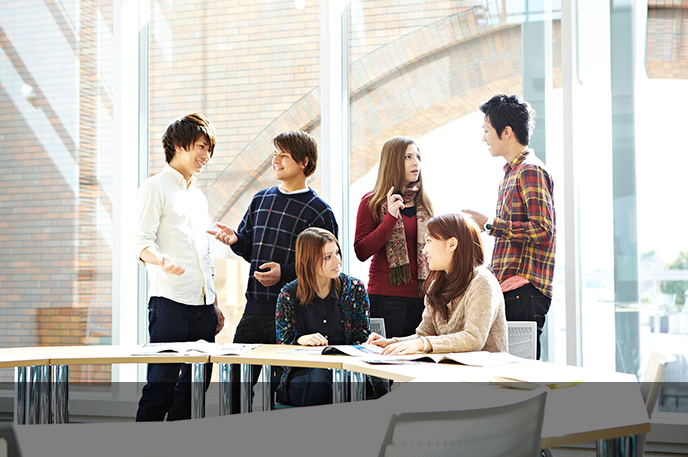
[311,284,338,304]
[278,185,310,195]
[162,164,196,188]
[503,148,532,172]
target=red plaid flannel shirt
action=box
[488,149,556,298]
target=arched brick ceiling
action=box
[207,3,686,225]
[646,2,688,79]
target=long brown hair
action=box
[424,213,484,321]
[295,228,342,304]
[367,136,434,222]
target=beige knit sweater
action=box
[399,266,508,353]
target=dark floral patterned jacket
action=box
[275,273,370,392]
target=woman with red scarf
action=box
[354,136,434,338]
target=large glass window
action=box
[1,0,116,385]
[347,0,565,362]
[574,1,688,418]
[148,0,322,346]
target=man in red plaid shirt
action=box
[465,94,555,360]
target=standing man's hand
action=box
[207,222,238,246]
[254,262,281,287]
[214,298,225,335]
[158,254,185,275]
[140,248,185,275]
[463,209,488,230]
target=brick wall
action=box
[646,2,688,79]
[0,0,114,383]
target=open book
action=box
[133,341,260,357]
[279,344,385,357]
[361,351,528,367]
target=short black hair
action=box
[479,94,536,146]
[162,113,216,164]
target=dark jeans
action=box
[136,297,216,421]
[230,313,282,413]
[503,283,551,360]
[287,368,332,407]
[369,294,425,338]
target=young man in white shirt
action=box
[133,113,225,421]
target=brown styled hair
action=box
[273,130,318,178]
[424,213,485,321]
[367,136,434,222]
[295,228,342,304]
[162,113,216,164]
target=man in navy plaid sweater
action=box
[208,130,338,411]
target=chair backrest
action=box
[639,351,676,417]
[0,423,23,457]
[507,321,537,360]
[378,389,547,457]
[370,318,387,338]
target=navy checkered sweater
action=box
[231,186,339,316]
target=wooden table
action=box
[0,344,651,456]
[211,344,367,413]
[0,347,51,425]
[342,357,650,448]
[1,345,211,424]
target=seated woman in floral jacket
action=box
[275,227,370,407]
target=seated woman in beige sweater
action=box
[366,212,507,355]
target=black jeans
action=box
[503,283,551,360]
[287,368,333,407]
[368,294,425,338]
[136,297,216,421]
[230,313,281,413]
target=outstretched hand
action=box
[158,254,185,276]
[462,209,488,230]
[207,222,238,246]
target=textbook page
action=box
[279,344,385,357]
[361,351,527,366]
[133,341,261,356]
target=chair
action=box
[507,321,537,360]
[377,389,547,457]
[370,318,387,338]
[639,351,676,416]
[0,423,23,457]
[596,351,675,456]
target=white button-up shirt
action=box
[133,165,216,306]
